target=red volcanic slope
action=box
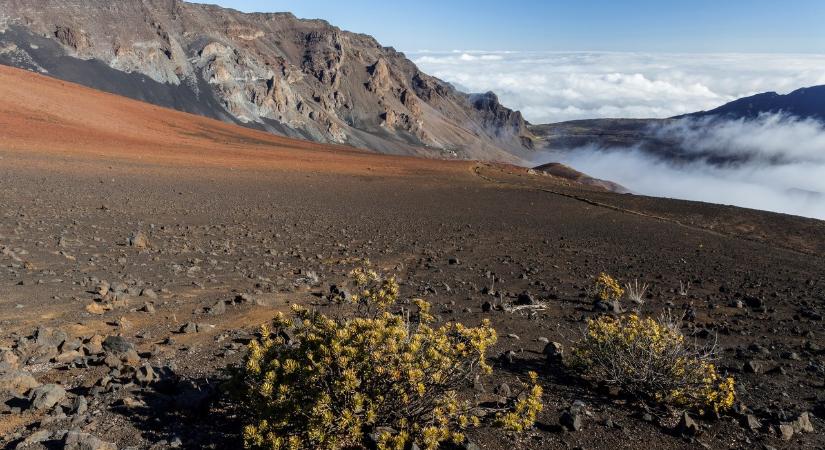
[0,65,479,177]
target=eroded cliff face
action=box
[0,0,534,161]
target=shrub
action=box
[594,273,624,302]
[494,371,544,432]
[570,314,735,414]
[240,267,538,450]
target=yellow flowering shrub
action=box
[494,371,544,432]
[240,267,538,449]
[595,273,624,301]
[570,314,735,414]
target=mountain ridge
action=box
[0,0,533,161]
[528,83,825,162]
[683,84,825,122]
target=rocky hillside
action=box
[0,0,533,161]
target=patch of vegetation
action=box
[570,313,735,415]
[239,267,540,450]
[595,272,624,302]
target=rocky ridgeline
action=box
[0,0,533,161]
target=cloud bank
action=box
[411,51,825,124]
[537,114,825,220]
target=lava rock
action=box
[135,363,156,385]
[792,412,814,433]
[34,326,67,349]
[493,383,511,398]
[543,341,564,364]
[0,370,40,395]
[128,231,150,249]
[207,300,227,315]
[778,423,795,441]
[102,336,134,354]
[64,430,117,450]
[743,414,761,431]
[744,360,764,374]
[180,322,199,334]
[516,291,535,305]
[560,410,583,431]
[744,295,764,309]
[28,383,66,411]
[676,412,699,437]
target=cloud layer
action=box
[537,114,825,220]
[411,51,825,124]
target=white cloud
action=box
[411,51,825,123]
[535,114,825,220]
[412,51,825,218]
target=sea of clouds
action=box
[412,51,825,220]
[411,51,825,124]
[543,114,825,220]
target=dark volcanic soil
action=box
[1,67,824,449]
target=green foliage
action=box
[239,267,538,450]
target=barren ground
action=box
[1,66,824,449]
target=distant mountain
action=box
[684,85,825,122]
[0,0,533,161]
[529,84,825,163]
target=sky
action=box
[192,0,825,53]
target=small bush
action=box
[594,273,624,302]
[240,267,538,449]
[570,314,735,414]
[494,371,544,432]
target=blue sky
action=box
[191,0,825,53]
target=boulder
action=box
[34,326,67,349]
[0,349,20,371]
[560,410,583,431]
[28,383,66,411]
[743,414,761,431]
[744,360,764,374]
[515,291,535,305]
[102,336,134,354]
[0,370,40,395]
[135,363,156,385]
[83,335,105,355]
[778,423,795,441]
[17,429,52,447]
[85,302,109,315]
[792,412,814,433]
[676,412,699,437]
[128,231,150,249]
[64,430,117,450]
[207,300,226,315]
[543,341,564,364]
